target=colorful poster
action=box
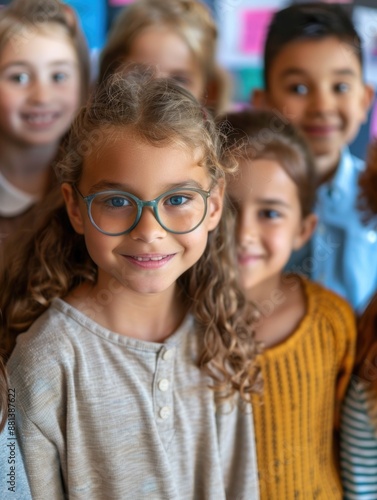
[239,9,275,56]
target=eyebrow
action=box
[88,179,206,195]
[0,60,76,70]
[280,68,358,78]
[256,198,292,209]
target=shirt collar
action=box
[325,146,360,197]
[0,171,37,217]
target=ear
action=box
[61,183,85,235]
[207,178,225,231]
[293,213,317,250]
[251,88,268,109]
[361,84,375,123]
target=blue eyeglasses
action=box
[74,185,211,235]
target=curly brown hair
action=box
[0,67,261,402]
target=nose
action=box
[129,206,167,242]
[236,209,257,248]
[28,78,52,105]
[308,87,336,115]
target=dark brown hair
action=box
[219,109,317,217]
[264,2,363,90]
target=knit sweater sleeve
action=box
[331,293,357,429]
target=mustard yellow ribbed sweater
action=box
[252,277,356,499]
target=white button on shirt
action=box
[158,379,169,392]
[162,349,173,361]
[159,406,171,420]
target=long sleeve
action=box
[14,404,65,500]
[340,379,377,499]
[0,423,32,500]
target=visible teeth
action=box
[26,113,55,124]
[134,256,166,262]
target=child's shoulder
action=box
[302,277,355,329]
[335,147,365,182]
[7,299,80,376]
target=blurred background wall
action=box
[1,0,376,159]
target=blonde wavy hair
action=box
[99,0,230,115]
[0,67,261,402]
[0,0,91,103]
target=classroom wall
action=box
[1,0,376,158]
[214,0,377,159]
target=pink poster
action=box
[240,9,275,56]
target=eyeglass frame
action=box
[73,185,211,236]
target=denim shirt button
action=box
[367,230,377,244]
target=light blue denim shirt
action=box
[287,147,377,313]
[0,426,31,499]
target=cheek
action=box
[268,92,304,124]
[266,227,292,253]
[179,228,209,257]
[280,99,305,124]
[61,77,82,112]
[83,229,114,264]
[0,89,17,115]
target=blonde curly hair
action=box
[0,67,261,402]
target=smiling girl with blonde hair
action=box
[1,67,261,499]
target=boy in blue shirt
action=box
[253,2,376,312]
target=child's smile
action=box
[264,36,373,178]
[228,157,307,298]
[63,128,223,297]
[0,25,80,147]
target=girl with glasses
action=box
[0,67,261,499]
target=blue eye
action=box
[334,82,349,93]
[9,72,29,84]
[53,72,68,83]
[166,195,189,206]
[106,196,130,208]
[260,209,281,219]
[290,84,308,95]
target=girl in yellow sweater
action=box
[222,109,356,499]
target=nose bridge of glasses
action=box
[136,199,160,226]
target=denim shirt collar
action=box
[324,146,362,200]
